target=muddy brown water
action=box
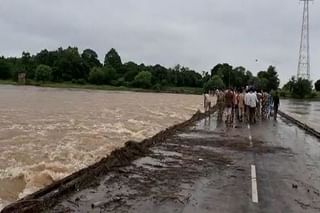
[0,85,202,209]
[281,99,320,132]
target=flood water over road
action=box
[0,85,202,209]
[281,99,320,132]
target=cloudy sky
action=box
[0,0,319,84]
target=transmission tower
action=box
[297,0,313,80]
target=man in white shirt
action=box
[204,93,211,113]
[248,89,258,124]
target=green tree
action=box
[204,75,225,91]
[102,65,117,84]
[244,71,253,85]
[282,76,296,92]
[122,62,140,82]
[34,49,58,67]
[52,47,87,81]
[232,66,246,88]
[292,78,312,98]
[21,51,36,79]
[150,64,168,85]
[180,67,202,87]
[35,64,52,82]
[315,79,320,91]
[257,66,280,92]
[210,64,254,89]
[88,67,105,85]
[211,63,233,87]
[104,48,122,71]
[0,58,12,79]
[132,71,152,88]
[255,77,269,91]
[202,71,211,83]
[82,49,101,68]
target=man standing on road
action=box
[238,89,245,122]
[217,90,225,121]
[244,89,251,123]
[256,91,262,121]
[261,92,268,120]
[224,89,234,126]
[233,90,239,121]
[273,91,280,120]
[204,92,211,113]
[248,89,258,124]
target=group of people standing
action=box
[204,88,280,126]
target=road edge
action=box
[279,110,320,139]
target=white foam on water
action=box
[127,119,147,125]
[0,199,9,211]
[0,161,73,201]
[0,88,203,206]
[8,124,24,130]
[183,106,199,111]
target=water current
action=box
[0,85,202,209]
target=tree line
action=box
[282,77,320,99]
[0,47,282,92]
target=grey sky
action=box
[0,0,319,84]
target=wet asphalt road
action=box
[51,115,320,213]
[182,116,320,213]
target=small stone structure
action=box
[18,72,26,85]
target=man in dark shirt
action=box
[273,92,280,120]
[225,89,234,125]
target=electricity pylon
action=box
[297,0,313,80]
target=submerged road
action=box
[4,114,320,213]
[49,115,320,213]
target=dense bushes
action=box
[204,75,225,91]
[132,71,152,89]
[291,78,313,98]
[0,58,12,79]
[35,64,52,82]
[88,67,105,85]
[315,80,320,92]
[282,77,313,99]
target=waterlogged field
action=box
[0,85,202,209]
[281,99,320,132]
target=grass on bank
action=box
[2,79,319,99]
[0,80,204,95]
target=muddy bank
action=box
[1,109,212,213]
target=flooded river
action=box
[281,99,320,132]
[1,85,318,210]
[0,85,202,209]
